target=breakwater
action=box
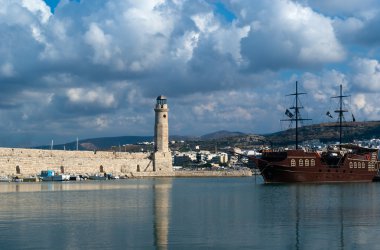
[0,147,153,176]
[0,147,252,178]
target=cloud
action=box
[298,0,378,16]
[238,0,345,71]
[352,93,380,120]
[0,0,380,146]
[66,87,116,108]
[302,70,348,102]
[21,0,52,23]
[0,63,15,77]
[351,58,380,92]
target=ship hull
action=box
[254,147,379,183]
[259,165,376,183]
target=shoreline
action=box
[0,169,253,182]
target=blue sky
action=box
[1,0,380,147]
[44,0,60,11]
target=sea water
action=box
[1,177,380,249]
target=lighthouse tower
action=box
[153,95,173,173]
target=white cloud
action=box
[66,87,116,108]
[84,23,113,64]
[352,93,380,120]
[351,58,380,92]
[302,70,348,102]
[95,116,108,130]
[240,0,345,70]
[298,0,378,16]
[173,31,200,62]
[0,63,15,77]
[1,0,380,146]
[192,12,219,34]
[21,0,51,24]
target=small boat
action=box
[23,176,39,182]
[0,176,11,182]
[12,177,23,182]
[39,170,70,181]
[89,174,107,180]
[69,175,83,181]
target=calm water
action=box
[1,177,380,249]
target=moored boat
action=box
[39,170,70,181]
[0,176,11,182]
[89,174,107,180]
[251,82,380,183]
[256,145,378,183]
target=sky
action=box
[1,0,380,147]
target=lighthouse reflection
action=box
[153,178,172,250]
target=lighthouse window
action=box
[349,162,353,168]
[299,159,303,167]
[311,159,315,166]
[305,159,309,167]
[291,159,296,167]
[354,162,357,168]
[163,114,166,118]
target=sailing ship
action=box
[253,82,379,183]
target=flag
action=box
[352,113,356,122]
[285,109,294,118]
[326,111,333,118]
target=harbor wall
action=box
[0,147,155,176]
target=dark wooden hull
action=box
[258,165,376,183]
[255,148,379,183]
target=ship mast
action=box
[332,84,349,150]
[282,81,311,150]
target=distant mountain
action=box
[200,130,246,140]
[34,121,380,152]
[265,121,380,146]
[36,136,153,151]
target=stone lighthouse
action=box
[153,95,173,173]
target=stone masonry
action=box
[0,95,174,177]
[153,95,173,173]
[0,148,152,176]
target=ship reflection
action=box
[153,178,172,250]
[290,184,372,250]
[293,185,346,250]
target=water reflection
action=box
[153,178,172,250]
[258,183,380,250]
[0,181,152,193]
[2,179,380,249]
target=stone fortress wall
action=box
[0,96,174,178]
[0,147,155,177]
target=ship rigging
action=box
[281,81,311,149]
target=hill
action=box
[36,136,153,151]
[34,121,380,151]
[266,121,380,146]
[200,130,246,140]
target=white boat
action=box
[0,176,10,182]
[40,170,70,181]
